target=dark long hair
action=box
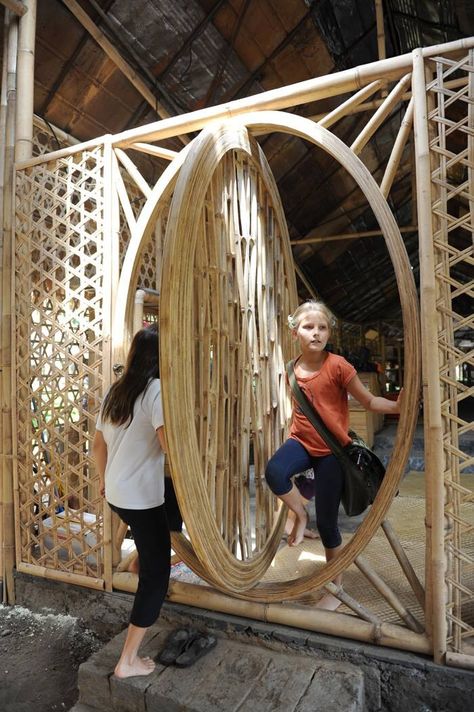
[101,324,160,427]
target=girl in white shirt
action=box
[93,324,169,678]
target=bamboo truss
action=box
[5,36,474,666]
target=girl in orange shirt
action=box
[265,301,402,609]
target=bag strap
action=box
[286,359,347,460]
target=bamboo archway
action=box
[158,111,421,597]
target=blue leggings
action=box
[109,502,170,628]
[265,438,344,549]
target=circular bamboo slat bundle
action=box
[160,111,421,599]
[160,123,298,592]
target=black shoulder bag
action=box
[286,359,386,517]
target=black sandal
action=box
[157,628,199,666]
[174,633,217,668]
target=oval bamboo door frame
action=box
[160,111,421,600]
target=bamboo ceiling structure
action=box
[0,0,473,673]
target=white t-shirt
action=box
[96,378,165,510]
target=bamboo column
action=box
[1,9,18,604]
[14,0,36,162]
[0,11,10,597]
[412,48,447,663]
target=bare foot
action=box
[114,656,155,678]
[127,555,139,574]
[316,593,342,611]
[285,512,318,541]
[287,513,307,547]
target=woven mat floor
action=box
[170,472,474,629]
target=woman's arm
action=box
[92,430,108,496]
[347,375,403,415]
[156,426,167,453]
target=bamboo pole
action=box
[61,0,188,147]
[101,136,116,591]
[133,289,145,334]
[317,80,383,130]
[0,10,9,597]
[1,9,18,605]
[412,48,447,663]
[375,0,386,62]
[323,581,381,625]
[445,652,474,672]
[309,76,467,123]
[129,143,178,161]
[112,575,431,654]
[380,97,414,198]
[355,555,424,633]
[351,73,412,155]
[0,1,27,16]
[382,519,425,610]
[18,561,104,590]
[14,0,35,162]
[114,148,151,199]
[15,38,474,172]
[291,225,417,246]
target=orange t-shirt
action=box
[289,353,357,456]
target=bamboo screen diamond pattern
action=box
[427,51,474,655]
[15,146,106,579]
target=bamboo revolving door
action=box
[160,125,297,592]
[160,112,421,599]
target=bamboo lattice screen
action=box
[425,51,474,659]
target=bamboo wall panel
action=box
[14,145,107,580]
[425,51,474,661]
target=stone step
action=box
[73,621,368,712]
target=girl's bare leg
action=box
[114,623,155,678]
[279,485,308,546]
[316,544,343,611]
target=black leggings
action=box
[109,502,171,628]
[265,438,344,549]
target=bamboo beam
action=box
[61,0,187,146]
[1,8,18,605]
[15,37,474,171]
[445,652,474,671]
[412,47,447,664]
[14,0,35,162]
[112,575,431,654]
[0,1,26,17]
[291,225,417,246]
[351,73,412,155]
[317,80,383,130]
[380,97,414,198]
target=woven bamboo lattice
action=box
[426,51,474,657]
[14,144,107,581]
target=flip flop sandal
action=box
[174,634,217,668]
[157,627,199,666]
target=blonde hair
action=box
[287,300,336,331]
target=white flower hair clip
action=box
[287,315,297,330]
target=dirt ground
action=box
[0,604,101,712]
